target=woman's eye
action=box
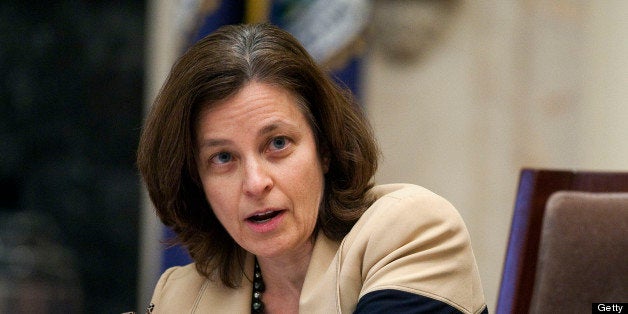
[270,137,287,150]
[211,152,232,164]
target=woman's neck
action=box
[257,240,313,290]
[256,240,314,312]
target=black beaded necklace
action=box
[251,257,265,313]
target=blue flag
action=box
[268,0,370,98]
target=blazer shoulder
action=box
[340,184,486,313]
[150,263,206,313]
[366,183,463,228]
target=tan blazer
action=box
[149,184,487,313]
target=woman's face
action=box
[196,81,327,260]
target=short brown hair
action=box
[137,23,378,287]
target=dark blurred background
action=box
[0,1,144,313]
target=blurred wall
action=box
[365,1,628,311]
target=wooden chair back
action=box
[496,168,628,313]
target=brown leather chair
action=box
[496,168,628,314]
[528,191,628,313]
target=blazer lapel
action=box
[300,232,341,313]
[192,254,255,313]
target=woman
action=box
[138,23,487,313]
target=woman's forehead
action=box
[196,82,310,137]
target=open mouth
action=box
[247,210,283,223]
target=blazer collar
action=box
[193,233,340,313]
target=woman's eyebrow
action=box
[200,138,232,149]
[257,120,298,137]
[198,120,300,149]
[258,123,279,137]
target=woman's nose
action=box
[242,158,273,197]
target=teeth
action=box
[249,211,280,222]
